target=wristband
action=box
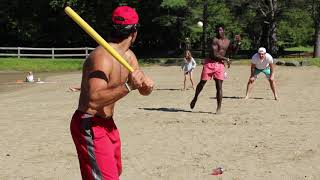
[124,83,132,92]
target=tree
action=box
[249,0,282,54]
[201,0,208,57]
[143,0,189,51]
[312,0,320,57]
[293,0,320,57]
[1,0,317,57]
[277,8,313,48]
[227,0,295,55]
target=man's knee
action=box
[248,78,255,83]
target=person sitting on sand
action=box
[25,71,34,82]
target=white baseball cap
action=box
[258,47,266,54]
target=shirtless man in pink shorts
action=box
[190,24,241,114]
[70,6,154,180]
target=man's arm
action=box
[229,43,241,54]
[228,35,241,54]
[87,52,131,110]
[127,50,154,96]
[250,63,256,77]
[269,63,275,80]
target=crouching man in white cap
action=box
[245,47,278,100]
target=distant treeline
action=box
[0,0,320,57]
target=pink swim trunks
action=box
[70,110,122,180]
[201,59,225,80]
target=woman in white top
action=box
[25,71,34,82]
[245,47,278,100]
[181,50,196,90]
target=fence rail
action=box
[0,47,95,59]
[0,47,308,60]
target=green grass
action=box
[285,46,314,52]
[0,57,84,72]
[1,57,319,72]
[310,58,320,67]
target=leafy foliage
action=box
[277,9,314,47]
[0,0,318,56]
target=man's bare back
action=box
[77,45,140,117]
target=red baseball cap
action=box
[112,6,139,25]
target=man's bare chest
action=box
[217,40,230,51]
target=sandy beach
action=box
[0,64,320,180]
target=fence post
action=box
[52,48,55,59]
[85,47,88,58]
[18,47,21,59]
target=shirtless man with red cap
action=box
[70,6,154,180]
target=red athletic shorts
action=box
[201,59,225,80]
[70,110,122,180]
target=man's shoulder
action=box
[85,46,114,68]
[93,46,115,60]
[126,49,136,58]
[212,37,218,43]
[265,53,273,63]
[266,53,273,58]
[89,46,104,57]
[251,53,258,59]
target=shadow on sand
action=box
[250,97,264,100]
[139,107,213,114]
[210,96,264,100]
[155,88,181,91]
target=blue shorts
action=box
[254,67,270,78]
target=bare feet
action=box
[216,108,222,114]
[190,98,197,109]
[244,96,249,100]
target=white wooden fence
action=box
[0,47,95,59]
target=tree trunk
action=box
[270,21,278,55]
[314,22,320,57]
[269,0,278,55]
[260,23,269,49]
[314,11,320,57]
[260,20,277,55]
[257,0,278,55]
[201,0,208,58]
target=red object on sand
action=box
[16,80,23,83]
[211,167,224,175]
